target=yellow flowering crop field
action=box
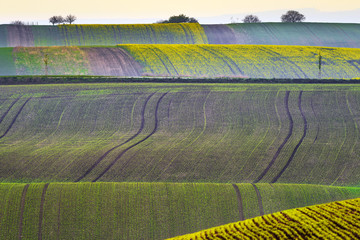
[120,44,360,79]
[168,197,360,240]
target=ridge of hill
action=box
[1,23,360,47]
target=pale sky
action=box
[1,0,360,24]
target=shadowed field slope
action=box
[204,23,360,47]
[168,197,360,240]
[0,23,208,47]
[0,83,359,185]
[0,182,358,240]
[2,45,360,78]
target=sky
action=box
[1,0,360,24]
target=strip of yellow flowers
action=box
[119,44,360,78]
[167,197,360,240]
[59,23,208,45]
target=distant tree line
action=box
[49,15,77,25]
[241,10,306,23]
[157,14,198,23]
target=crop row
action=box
[0,182,358,240]
[0,84,359,185]
[168,197,360,239]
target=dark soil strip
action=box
[38,183,50,240]
[272,91,307,183]
[0,98,31,140]
[251,184,264,216]
[254,91,293,183]
[93,92,168,182]
[0,97,21,124]
[75,93,155,182]
[18,184,30,240]
[232,184,245,221]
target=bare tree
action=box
[56,16,65,24]
[65,14,77,24]
[281,10,305,23]
[243,15,261,23]
[49,16,58,25]
[10,20,25,25]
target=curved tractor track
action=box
[92,92,168,182]
[272,91,308,183]
[0,98,31,140]
[75,93,156,182]
[254,91,293,183]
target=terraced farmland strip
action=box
[76,93,155,182]
[93,92,168,182]
[254,91,293,183]
[167,198,360,240]
[0,98,31,140]
[272,91,308,183]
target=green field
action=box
[1,21,360,239]
[0,182,358,239]
[0,83,359,186]
[1,45,360,78]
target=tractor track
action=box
[254,91,293,183]
[272,91,308,183]
[0,97,21,124]
[92,92,168,182]
[18,184,30,240]
[0,98,31,140]
[38,183,50,240]
[232,184,245,221]
[75,93,155,182]
[251,184,264,216]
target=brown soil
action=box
[202,25,237,44]
[83,48,142,76]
